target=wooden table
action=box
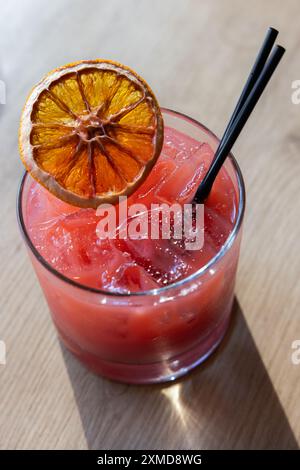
[1,0,299,450]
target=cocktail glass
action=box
[17,109,245,384]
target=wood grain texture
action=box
[0,0,300,450]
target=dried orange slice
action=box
[19,60,164,208]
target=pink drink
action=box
[18,109,245,383]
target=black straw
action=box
[194,29,284,203]
[222,27,278,143]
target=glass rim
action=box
[17,107,246,298]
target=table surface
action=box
[1,0,300,450]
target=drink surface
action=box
[25,126,237,293]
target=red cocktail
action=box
[18,109,245,383]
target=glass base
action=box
[57,312,231,384]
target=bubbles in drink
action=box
[26,126,237,292]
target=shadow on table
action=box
[60,298,298,449]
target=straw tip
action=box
[269,26,279,35]
[277,45,286,53]
[274,45,286,58]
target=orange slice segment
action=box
[19,60,164,208]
